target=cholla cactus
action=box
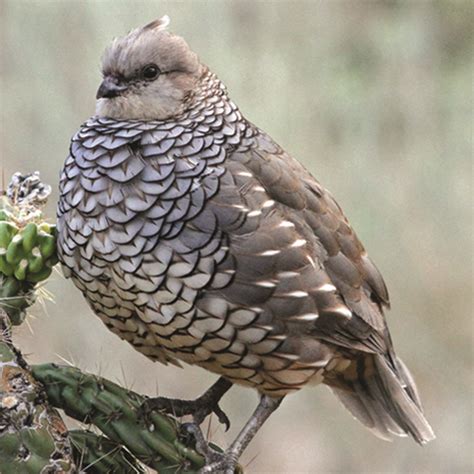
[32,363,208,472]
[0,172,57,325]
[0,173,75,472]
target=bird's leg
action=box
[141,377,233,430]
[198,394,284,474]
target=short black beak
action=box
[96,76,128,99]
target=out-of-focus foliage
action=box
[1,1,472,472]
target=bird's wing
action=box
[203,129,391,354]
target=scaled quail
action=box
[57,16,435,472]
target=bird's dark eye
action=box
[142,64,160,80]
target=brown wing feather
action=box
[223,129,391,354]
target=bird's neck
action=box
[181,69,245,127]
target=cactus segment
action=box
[21,222,38,253]
[32,364,208,473]
[0,198,59,307]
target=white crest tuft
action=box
[159,15,171,29]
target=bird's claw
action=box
[181,423,239,474]
[139,393,231,431]
[201,401,230,431]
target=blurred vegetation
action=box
[1,1,472,473]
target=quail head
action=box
[57,16,435,472]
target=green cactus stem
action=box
[31,363,209,473]
[0,174,58,326]
[69,429,145,473]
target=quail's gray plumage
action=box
[57,16,434,471]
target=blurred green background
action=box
[1,1,472,472]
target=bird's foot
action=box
[140,391,230,430]
[181,423,240,474]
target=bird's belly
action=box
[64,231,337,395]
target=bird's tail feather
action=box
[331,353,435,445]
